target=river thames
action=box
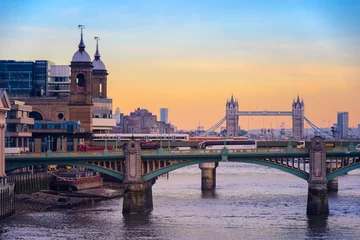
[1,163,360,240]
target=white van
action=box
[174,147,191,152]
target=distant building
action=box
[337,112,349,139]
[123,108,174,134]
[160,108,168,123]
[112,107,121,125]
[0,60,54,97]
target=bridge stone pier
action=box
[327,177,338,192]
[307,136,329,215]
[122,139,153,214]
[326,160,338,192]
[199,162,218,190]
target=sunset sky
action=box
[0,0,359,131]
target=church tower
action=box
[69,25,93,133]
[292,95,304,140]
[92,37,108,98]
[226,95,239,137]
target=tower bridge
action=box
[5,137,360,215]
[225,95,305,139]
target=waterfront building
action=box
[0,89,15,218]
[5,100,34,152]
[0,89,10,176]
[0,60,54,97]
[29,120,82,152]
[337,112,349,139]
[7,26,112,150]
[160,108,168,123]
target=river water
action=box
[1,163,360,240]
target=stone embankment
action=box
[14,182,124,215]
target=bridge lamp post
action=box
[60,135,65,152]
[167,133,171,151]
[45,135,54,152]
[158,131,164,155]
[349,131,355,151]
[115,135,120,150]
[160,131,163,149]
[286,134,293,153]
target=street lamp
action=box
[115,135,120,150]
[104,134,108,150]
[60,135,66,152]
[45,135,54,152]
[167,132,171,151]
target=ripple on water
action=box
[1,165,360,240]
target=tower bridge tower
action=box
[226,95,239,137]
[292,96,305,140]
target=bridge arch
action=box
[142,159,309,182]
[6,161,124,181]
[327,163,360,181]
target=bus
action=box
[92,133,190,142]
[5,147,21,155]
[199,140,257,150]
[297,141,306,149]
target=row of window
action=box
[30,122,78,131]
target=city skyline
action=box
[1,0,359,130]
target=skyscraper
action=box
[337,112,349,139]
[160,108,168,123]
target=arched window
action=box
[99,83,102,97]
[76,73,85,92]
[29,111,43,120]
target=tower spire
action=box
[94,36,101,60]
[78,25,85,50]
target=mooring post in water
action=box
[123,139,153,214]
[307,136,329,215]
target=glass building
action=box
[337,112,349,139]
[160,108,168,123]
[48,65,71,97]
[0,60,54,97]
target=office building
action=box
[160,108,168,123]
[47,65,71,97]
[337,112,349,139]
[0,60,54,97]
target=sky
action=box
[0,0,359,131]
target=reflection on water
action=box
[201,189,217,199]
[306,215,329,238]
[1,163,360,240]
